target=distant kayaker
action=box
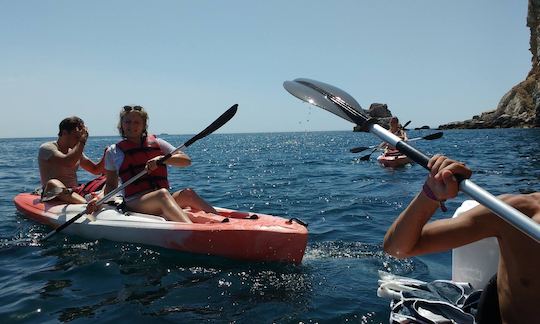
[38,116,106,204]
[383,154,540,323]
[96,105,216,222]
[381,116,408,154]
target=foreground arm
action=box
[383,155,490,258]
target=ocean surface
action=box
[1,128,539,323]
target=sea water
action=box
[0,129,538,323]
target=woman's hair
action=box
[58,116,84,136]
[117,105,149,138]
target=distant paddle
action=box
[42,104,239,241]
[407,131,443,142]
[350,132,443,157]
[283,78,540,242]
[359,147,380,161]
[401,120,411,130]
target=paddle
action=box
[402,120,411,130]
[359,147,380,161]
[407,131,443,142]
[41,104,239,241]
[350,132,443,158]
[284,78,540,243]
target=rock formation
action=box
[439,0,540,129]
[353,103,394,131]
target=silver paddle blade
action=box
[283,78,365,124]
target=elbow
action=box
[383,239,412,259]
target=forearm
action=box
[383,191,439,258]
[164,153,191,167]
[62,141,86,166]
[103,171,118,195]
[83,157,105,175]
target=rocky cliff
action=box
[439,0,540,129]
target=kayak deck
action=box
[14,193,308,264]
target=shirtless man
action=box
[383,154,540,323]
[38,116,105,203]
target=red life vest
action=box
[117,134,170,197]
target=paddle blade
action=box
[284,78,367,125]
[350,146,369,153]
[184,104,238,147]
[360,154,372,161]
[402,120,411,129]
[423,132,443,140]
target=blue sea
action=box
[1,129,539,323]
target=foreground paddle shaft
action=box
[284,78,540,243]
[42,104,239,241]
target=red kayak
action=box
[377,151,412,168]
[14,193,308,264]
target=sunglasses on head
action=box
[123,105,143,112]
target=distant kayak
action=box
[377,151,412,168]
[14,193,308,264]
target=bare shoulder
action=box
[499,193,540,222]
[38,141,58,160]
[457,193,540,239]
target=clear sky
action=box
[0,1,531,138]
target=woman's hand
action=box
[426,155,472,200]
[146,156,164,172]
[85,197,99,214]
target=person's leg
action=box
[43,179,86,204]
[172,188,217,213]
[126,188,192,223]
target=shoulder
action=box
[156,137,175,152]
[39,141,56,151]
[38,141,57,159]
[500,193,540,223]
[106,144,121,156]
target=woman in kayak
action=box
[96,105,216,222]
[381,116,408,155]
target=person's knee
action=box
[45,179,65,189]
[156,188,173,200]
[176,188,195,198]
[183,188,195,196]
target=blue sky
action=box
[0,1,530,138]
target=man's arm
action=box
[383,155,495,258]
[384,196,497,258]
[47,138,86,167]
[80,148,106,175]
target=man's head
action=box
[58,116,86,148]
[58,116,84,137]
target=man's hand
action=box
[426,155,472,200]
[79,126,89,144]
